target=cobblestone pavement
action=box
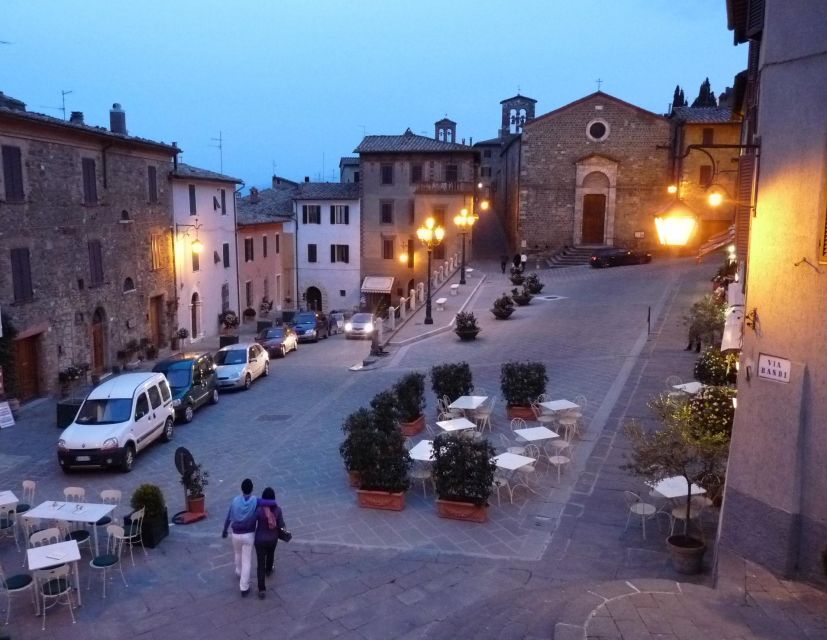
[1,257,825,639]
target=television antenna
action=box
[37,89,73,120]
[210,131,224,173]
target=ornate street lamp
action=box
[175,219,204,253]
[653,200,698,247]
[416,217,445,325]
[453,208,476,285]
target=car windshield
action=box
[215,349,247,365]
[165,368,192,388]
[260,329,284,339]
[295,314,316,324]
[75,398,133,425]
[352,313,372,323]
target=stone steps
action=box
[547,245,605,268]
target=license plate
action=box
[75,455,91,462]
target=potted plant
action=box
[501,361,547,419]
[694,347,738,386]
[393,372,426,436]
[511,286,533,306]
[432,433,496,522]
[339,408,376,487]
[357,426,411,511]
[430,362,473,408]
[509,270,525,286]
[524,273,544,294]
[129,484,169,548]
[181,462,209,514]
[219,310,240,347]
[491,293,515,320]
[243,307,257,321]
[683,294,726,351]
[454,311,481,341]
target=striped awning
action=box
[361,276,395,294]
[697,225,735,259]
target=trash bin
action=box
[219,335,240,348]
[56,399,83,429]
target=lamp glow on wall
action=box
[176,219,204,253]
[653,200,698,246]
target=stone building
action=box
[355,124,477,310]
[0,97,178,399]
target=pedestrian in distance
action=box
[254,486,285,599]
[512,254,521,271]
[500,255,508,274]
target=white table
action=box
[492,452,536,471]
[0,490,18,509]
[24,501,116,555]
[540,399,580,412]
[409,440,434,462]
[435,417,477,432]
[672,381,705,395]
[448,395,488,411]
[649,477,706,499]
[27,539,82,606]
[514,427,559,442]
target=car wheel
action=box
[209,389,219,405]
[183,404,194,423]
[244,374,252,390]
[161,417,174,442]
[263,361,270,377]
[280,345,286,358]
[61,465,73,474]
[121,444,135,473]
[293,341,298,352]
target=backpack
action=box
[264,506,278,530]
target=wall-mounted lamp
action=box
[653,200,698,246]
[745,308,761,336]
[175,219,204,253]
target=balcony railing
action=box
[414,181,474,194]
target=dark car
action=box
[589,247,653,268]
[151,352,218,422]
[256,325,299,357]
[293,311,329,343]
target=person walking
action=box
[500,255,509,274]
[221,478,259,597]
[254,487,285,599]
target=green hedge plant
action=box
[430,362,473,403]
[501,361,547,407]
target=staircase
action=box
[546,245,604,268]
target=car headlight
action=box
[57,439,67,450]
[102,437,119,450]
[345,322,352,331]
[230,371,240,379]
[172,398,181,407]
[365,322,374,333]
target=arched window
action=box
[123,277,135,293]
[190,292,200,338]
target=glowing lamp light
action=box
[653,201,698,246]
[480,200,490,211]
[398,251,408,264]
[416,217,445,243]
[191,238,205,253]
[708,191,724,207]
[666,184,678,194]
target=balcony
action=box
[414,181,474,195]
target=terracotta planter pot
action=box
[186,495,206,514]
[347,470,362,488]
[491,308,514,320]
[667,535,706,574]
[512,295,532,306]
[455,329,480,341]
[400,415,425,437]
[507,405,535,420]
[436,499,487,523]
[357,489,405,511]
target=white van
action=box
[57,372,175,473]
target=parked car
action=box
[57,372,175,473]
[345,313,376,339]
[214,343,270,390]
[293,311,329,343]
[256,325,299,357]
[329,311,346,335]
[589,247,653,268]
[152,351,218,423]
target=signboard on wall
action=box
[757,353,791,383]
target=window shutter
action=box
[302,205,308,224]
[82,158,97,204]
[735,154,757,259]
[330,244,336,263]
[221,189,227,214]
[11,247,32,301]
[3,146,24,201]
[188,184,196,215]
[88,240,103,286]
[407,239,414,269]
[344,206,349,224]
[223,243,230,267]
[330,205,335,225]
[747,0,765,37]
[343,245,349,264]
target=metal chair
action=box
[623,491,657,540]
[62,487,86,503]
[122,507,146,566]
[530,401,556,428]
[0,561,36,624]
[95,489,122,528]
[88,524,128,598]
[33,564,76,630]
[0,505,19,552]
[546,442,573,483]
[472,397,496,433]
[16,480,36,516]
[498,433,525,456]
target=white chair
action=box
[510,417,527,436]
[16,480,36,516]
[424,423,438,438]
[95,489,122,528]
[491,472,512,506]
[0,561,36,624]
[34,564,76,630]
[670,500,707,538]
[88,524,128,598]
[122,507,146,566]
[499,433,525,456]
[623,491,657,540]
[546,442,573,483]
[512,445,540,499]
[439,396,462,419]
[60,487,92,555]
[472,397,496,433]
[63,487,86,503]
[530,401,556,428]
[0,505,19,551]
[29,527,62,551]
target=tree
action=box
[691,78,717,108]
[671,85,688,113]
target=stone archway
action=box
[91,307,107,374]
[190,292,201,338]
[574,156,618,246]
[305,286,322,312]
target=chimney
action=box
[249,187,260,204]
[109,103,127,135]
[304,176,310,183]
[172,142,178,172]
[69,111,84,124]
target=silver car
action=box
[214,343,270,390]
[345,313,375,340]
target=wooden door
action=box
[149,295,163,349]
[91,308,106,374]
[15,336,39,401]
[582,194,606,244]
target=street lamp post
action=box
[416,217,445,325]
[453,208,476,285]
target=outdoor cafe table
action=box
[0,490,18,510]
[492,452,536,471]
[409,440,434,462]
[448,395,488,412]
[435,417,477,432]
[24,501,116,555]
[27,539,82,606]
[539,399,580,413]
[649,476,706,500]
[514,426,559,443]
[672,381,706,395]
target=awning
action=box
[697,225,735,259]
[361,276,395,294]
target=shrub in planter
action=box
[524,273,544,295]
[509,272,525,286]
[357,427,411,510]
[393,372,426,436]
[501,361,547,411]
[339,408,376,485]
[430,362,473,404]
[177,327,190,340]
[130,484,169,548]
[243,307,257,319]
[491,293,515,320]
[370,390,399,432]
[694,347,738,386]
[454,311,480,341]
[432,433,496,521]
[181,462,209,514]
[511,286,533,306]
[220,310,240,332]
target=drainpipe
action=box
[293,202,300,312]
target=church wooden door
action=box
[15,336,40,401]
[582,194,606,244]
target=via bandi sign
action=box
[757,353,791,384]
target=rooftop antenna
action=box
[210,131,224,173]
[37,89,73,120]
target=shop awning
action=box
[361,276,395,294]
[697,225,735,259]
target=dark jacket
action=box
[254,503,285,545]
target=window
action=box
[432,206,445,226]
[220,188,227,215]
[354,171,360,183]
[411,164,422,184]
[307,243,317,263]
[408,199,415,225]
[381,164,394,185]
[222,242,230,268]
[221,283,230,312]
[10,247,33,302]
[382,238,394,260]
[263,236,268,258]
[82,158,97,204]
[192,250,200,272]
[483,149,492,159]
[147,166,158,203]
[123,277,135,293]
[88,240,104,287]
[480,166,492,178]
[263,278,270,300]
[275,234,280,254]
[381,200,393,224]
[135,394,149,420]
[434,243,445,260]
[147,385,162,410]
[330,244,350,263]
[586,119,610,141]
[702,127,714,146]
[699,165,713,188]
[188,184,196,215]
[2,145,24,202]
[445,164,458,183]
[302,205,321,224]
[151,234,163,271]
[330,205,350,224]
[244,238,254,262]
[245,281,253,307]
[407,238,414,268]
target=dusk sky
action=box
[2,1,745,192]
